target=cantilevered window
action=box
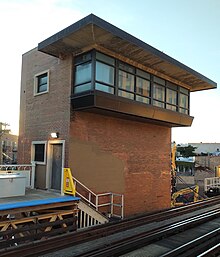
[135,69,151,104]
[95,52,115,94]
[73,50,190,115]
[74,53,92,93]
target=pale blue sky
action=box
[0,0,219,143]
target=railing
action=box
[204,176,220,192]
[0,163,36,189]
[73,176,124,219]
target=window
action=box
[34,70,49,95]
[74,52,92,94]
[136,95,150,104]
[95,83,114,94]
[96,52,115,66]
[179,93,189,114]
[73,50,191,115]
[136,77,150,97]
[166,88,177,111]
[75,63,91,85]
[32,141,47,164]
[154,76,165,86]
[118,90,134,100]
[118,70,134,92]
[96,61,114,85]
[153,83,165,107]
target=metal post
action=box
[89,192,91,206]
[111,194,114,216]
[121,194,124,219]
[31,162,36,189]
[95,195,98,211]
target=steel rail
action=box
[1,196,220,257]
[75,209,220,257]
[160,228,220,257]
[197,242,220,257]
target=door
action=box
[51,144,62,191]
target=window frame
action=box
[34,70,49,96]
[31,141,47,165]
[73,50,190,115]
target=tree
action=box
[176,145,197,157]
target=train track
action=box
[1,196,220,257]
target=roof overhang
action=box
[38,14,217,92]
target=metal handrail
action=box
[73,175,124,218]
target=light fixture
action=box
[51,132,59,138]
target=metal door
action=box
[51,144,62,191]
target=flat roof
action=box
[38,14,217,92]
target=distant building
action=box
[189,143,220,156]
[0,123,18,164]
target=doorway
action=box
[47,140,65,193]
[51,144,62,190]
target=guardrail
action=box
[204,176,220,192]
[0,163,36,189]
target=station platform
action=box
[0,189,80,248]
[0,188,76,204]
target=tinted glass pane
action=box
[75,52,92,65]
[39,75,47,85]
[179,93,188,108]
[75,62,91,85]
[179,108,189,114]
[37,73,48,93]
[38,84,47,93]
[153,76,165,85]
[167,81,178,90]
[136,69,150,79]
[74,83,92,93]
[34,144,45,162]
[136,77,150,97]
[166,88,177,105]
[180,87,189,95]
[118,70,134,92]
[136,95,150,104]
[119,62,135,73]
[153,100,165,108]
[166,104,177,111]
[153,84,165,101]
[95,83,114,94]
[118,90,134,100]
[96,52,115,65]
[96,61,114,85]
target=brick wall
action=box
[18,49,72,165]
[195,156,220,171]
[69,111,171,217]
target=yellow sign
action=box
[63,168,76,196]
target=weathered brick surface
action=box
[18,48,72,165]
[69,112,171,216]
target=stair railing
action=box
[72,176,124,219]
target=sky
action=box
[0,0,219,143]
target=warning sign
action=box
[63,168,76,196]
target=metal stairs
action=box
[72,175,124,229]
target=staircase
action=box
[72,176,124,229]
